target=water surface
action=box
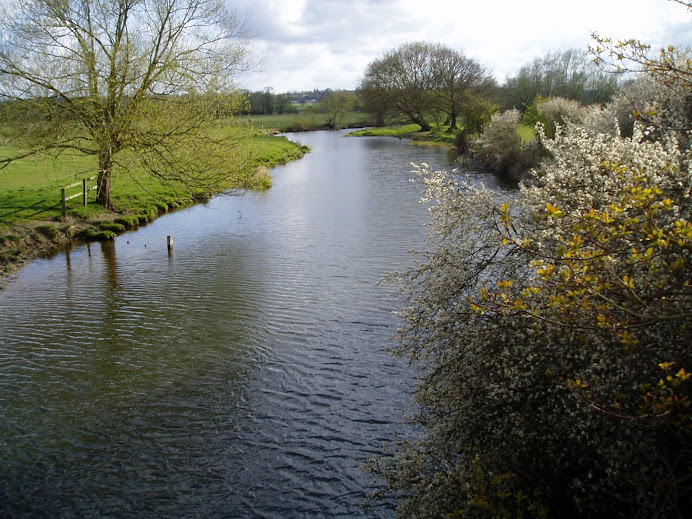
[0,130,504,517]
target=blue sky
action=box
[232,0,692,93]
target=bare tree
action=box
[359,42,436,131]
[359,42,494,133]
[503,49,619,109]
[0,0,254,208]
[429,45,495,132]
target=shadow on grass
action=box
[0,196,60,223]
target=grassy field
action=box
[0,130,307,230]
[0,120,310,278]
[245,111,371,132]
[517,124,536,143]
[348,123,458,147]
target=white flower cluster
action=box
[371,46,692,519]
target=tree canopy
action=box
[0,0,255,208]
[359,42,494,132]
[502,49,620,110]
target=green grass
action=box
[0,127,308,231]
[348,124,422,137]
[517,124,536,143]
[245,111,370,132]
[251,134,309,165]
[348,123,458,148]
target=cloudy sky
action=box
[232,0,692,93]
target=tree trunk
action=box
[411,115,431,132]
[97,149,113,209]
[446,109,458,133]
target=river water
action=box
[0,130,505,517]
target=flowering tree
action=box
[370,36,692,518]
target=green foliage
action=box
[458,94,500,135]
[471,109,540,181]
[0,0,254,207]
[372,35,692,518]
[322,90,358,129]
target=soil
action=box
[0,212,123,290]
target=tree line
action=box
[358,42,621,138]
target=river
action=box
[0,130,507,517]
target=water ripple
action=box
[0,130,506,517]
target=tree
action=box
[429,45,495,132]
[274,93,293,114]
[0,0,254,208]
[370,33,691,519]
[360,42,494,133]
[322,90,356,129]
[359,42,437,131]
[260,86,275,115]
[503,49,619,110]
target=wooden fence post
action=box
[83,178,88,206]
[61,188,67,217]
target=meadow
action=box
[0,124,307,230]
[0,119,309,274]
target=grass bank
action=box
[245,111,371,132]
[349,122,537,148]
[348,124,457,147]
[0,123,309,286]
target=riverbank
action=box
[0,134,309,289]
[347,124,458,148]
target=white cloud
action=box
[233,0,692,92]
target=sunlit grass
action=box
[517,124,536,143]
[347,124,422,137]
[0,127,307,229]
[246,111,370,132]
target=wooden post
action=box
[83,178,88,206]
[61,188,67,217]
[167,236,173,251]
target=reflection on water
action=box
[0,130,507,517]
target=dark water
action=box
[0,130,504,517]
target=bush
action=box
[472,109,540,181]
[522,96,586,139]
[371,44,692,518]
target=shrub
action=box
[473,109,540,181]
[371,43,692,518]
